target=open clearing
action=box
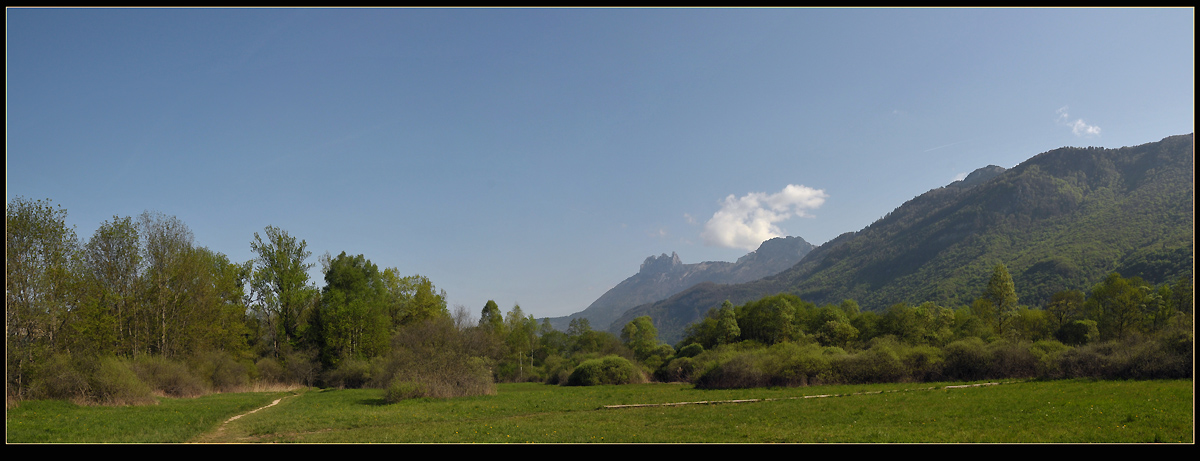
[6,379,1192,443]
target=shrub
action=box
[90,357,155,406]
[566,355,645,386]
[130,355,207,397]
[831,342,905,384]
[541,354,571,385]
[987,340,1040,379]
[255,357,286,384]
[383,379,428,403]
[656,357,700,383]
[323,356,375,389]
[31,353,92,402]
[369,318,497,398]
[1055,320,1099,346]
[1056,341,1114,378]
[693,354,767,389]
[899,345,944,382]
[190,350,251,392]
[1029,339,1070,379]
[676,343,704,358]
[942,337,992,381]
[282,348,320,387]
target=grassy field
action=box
[5,379,1193,443]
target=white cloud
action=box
[952,172,969,182]
[1056,106,1101,137]
[701,184,828,251]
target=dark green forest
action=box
[5,134,1194,406]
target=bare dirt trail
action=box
[188,392,300,443]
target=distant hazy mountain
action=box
[610,133,1194,344]
[544,236,814,332]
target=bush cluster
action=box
[565,356,646,386]
[24,351,261,404]
[685,331,1192,389]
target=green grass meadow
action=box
[6,379,1193,443]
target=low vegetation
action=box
[7,380,1192,443]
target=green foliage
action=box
[620,315,659,360]
[90,356,155,406]
[1056,319,1099,346]
[737,293,806,345]
[29,353,93,402]
[983,263,1018,334]
[479,300,504,333]
[941,337,992,381]
[314,252,391,366]
[676,342,704,358]
[382,269,449,326]
[565,355,645,386]
[249,225,318,358]
[7,197,80,399]
[1085,273,1151,341]
[383,379,429,403]
[129,354,207,397]
[370,317,498,398]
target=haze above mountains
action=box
[545,134,1194,345]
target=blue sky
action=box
[7,8,1194,319]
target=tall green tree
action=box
[504,304,538,379]
[382,269,448,327]
[1045,290,1086,333]
[714,300,741,346]
[6,197,80,399]
[314,252,390,365]
[479,300,504,334]
[621,315,659,360]
[982,263,1018,335]
[1085,273,1150,341]
[80,216,141,355]
[737,293,802,345]
[249,226,318,358]
[138,211,196,356]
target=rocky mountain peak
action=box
[639,252,682,274]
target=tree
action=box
[567,318,591,337]
[79,216,141,355]
[314,252,390,366]
[982,263,1018,335]
[138,211,195,356]
[1045,290,1085,333]
[621,315,659,360]
[1085,273,1149,341]
[249,226,318,358]
[6,197,80,399]
[504,304,538,380]
[479,300,504,334]
[737,294,800,345]
[714,300,741,346]
[381,269,448,327]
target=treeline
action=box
[7,196,1193,406]
[8,197,514,404]
[661,263,1192,388]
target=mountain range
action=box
[603,133,1194,344]
[543,236,814,333]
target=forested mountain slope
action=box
[612,133,1194,344]
[545,236,813,332]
